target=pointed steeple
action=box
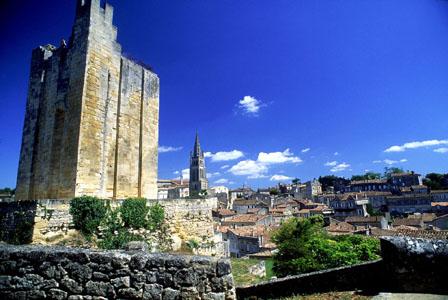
[193,132,201,157]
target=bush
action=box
[70,196,107,236]
[148,203,165,231]
[98,209,143,250]
[69,196,167,250]
[272,216,380,277]
[120,198,149,229]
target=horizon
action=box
[1,0,448,190]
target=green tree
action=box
[292,178,301,185]
[269,188,279,195]
[272,216,380,277]
[384,167,404,179]
[423,173,448,190]
[351,172,381,181]
[318,175,349,191]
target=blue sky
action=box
[1,0,448,189]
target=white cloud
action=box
[434,148,448,153]
[204,150,244,162]
[270,175,293,181]
[173,170,180,175]
[182,168,190,180]
[228,148,301,179]
[257,149,302,164]
[214,178,229,184]
[207,172,220,179]
[384,139,448,152]
[334,152,339,156]
[324,161,338,167]
[158,146,183,153]
[238,96,263,115]
[330,162,350,172]
[228,160,268,179]
[373,159,407,165]
[220,165,230,169]
[301,148,310,153]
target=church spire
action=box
[189,133,208,195]
[193,132,201,157]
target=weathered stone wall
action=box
[16,0,159,201]
[0,244,236,299]
[380,236,448,295]
[0,198,218,253]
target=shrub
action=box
[69,196,107,236]
[148,203,165,231]
[120,198,149,229]
[98,209,143,249]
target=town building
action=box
[227,225,274,258]
[16,0,160,200]
[328,194,369,220]
[292,179,323,200]
[189,134,208,196]
[345,216,388,229]
[210,186,230,208]
[390,172,423,187]
[386,194,432,215]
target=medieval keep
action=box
[189,134,208,195]
[16,0,160,200]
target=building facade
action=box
[16,0,159,200]
[189,134,208,195]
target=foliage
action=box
[148,203,165,231]
[6,211,34,245]
[366,203,383,216]
[272,216,380,277]
[384,167,404,179]
[269,188,279,195]
[98,209,143,250]
[69,196,107,236]
[318,176,349,192]
[231,258,274,286]
[423,173,448,190]
[0,187,15,195]
[69,196,167,250]
[120,198,149,229]
[351,172,381,181]
[292,178,301,185]
[186,239,200,250]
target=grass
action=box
[231,258,274,286]
[281,291,371,300]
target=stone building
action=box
[189,134,208,195]
[16,0,159,200]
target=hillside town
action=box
[156,136,448,258]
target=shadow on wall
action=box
[237,236,448,299]
[0,200,36,244]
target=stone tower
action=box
[15,0,159,200]
[189,134,208,195]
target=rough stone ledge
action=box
[0,243,236,300]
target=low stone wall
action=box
[380,236,448,295]
[237,236,448,299]
[0,244,235,299]
[236,260,384,299]
[0,198,219,255]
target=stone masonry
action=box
[16,0,159,201]
[0,198,220,255]
[0,244,236,299]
